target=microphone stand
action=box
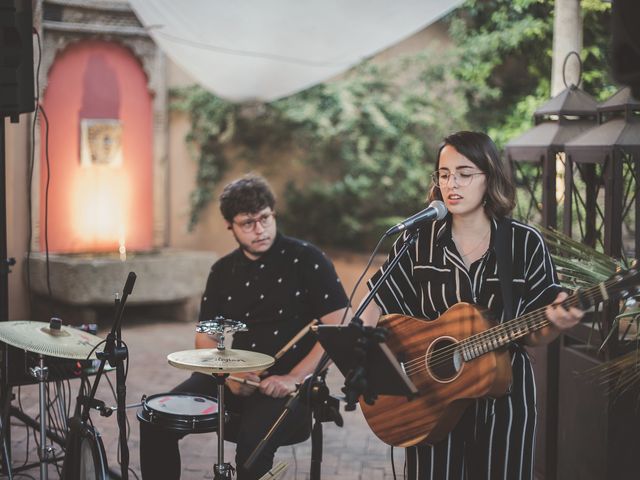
[62,272,136,480]
[113,296,130,479]
[341,229,420,410]
[244,373,342,480]
[246,229,419,478]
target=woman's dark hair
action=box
[428,131,515,219]
[219,173,276,222]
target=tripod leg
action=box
[213,374,233,480]
[310,419,322,480]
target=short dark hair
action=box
[428,131,515,219]
[219,174,276,222]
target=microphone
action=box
[123,271,137,295]
[385,200,448,236]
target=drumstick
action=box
[228,375,310,398]
[258,462,288,480]
[227,319,318,387]
[273,319,318,360]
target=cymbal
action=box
[167,348,275,374]
[0,321,104,360]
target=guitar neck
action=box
[459,279,612,361]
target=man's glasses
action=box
[234,212,276,232]
[431,169,485,188]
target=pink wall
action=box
[41,40,153,253]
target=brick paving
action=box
[4,318,402,480]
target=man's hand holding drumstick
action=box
[228,319,319,398]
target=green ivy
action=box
[172,0,613,248]
[171,86,238,230]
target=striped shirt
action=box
[368,216,561,480]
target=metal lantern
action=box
[564,86,640,257]
[505,52,597,229]
[504,52,598,480]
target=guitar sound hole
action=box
[427,337,462,382]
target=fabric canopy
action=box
[128,0,462,103]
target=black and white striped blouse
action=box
[368,216,561,325]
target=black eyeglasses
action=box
[233,212,276,232]
[431,169,485,188]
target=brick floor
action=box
[3,317,402,479]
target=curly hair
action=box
[219,174,276,222]
[428,131,515,219]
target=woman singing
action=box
[360,131,583,479]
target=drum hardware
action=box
[32,355,51,480]
[169,319,275,480]
[196,317,247,350]
[75,396,142,418]
[0,317,105,480]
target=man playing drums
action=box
[139,174,349,479]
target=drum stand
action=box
[30,354,50,480]
[170,318,276,480]
[213,373,232,480]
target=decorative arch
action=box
[41,39,154,253]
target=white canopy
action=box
[128,0,462,103]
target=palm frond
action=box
[538,225,640,400]
[587,349,640,398]
[538,226,620,287]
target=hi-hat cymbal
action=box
[167,348,275,374]
[0,321,104,359]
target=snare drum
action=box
[136,392,220,434]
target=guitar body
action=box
[360,303,513,447]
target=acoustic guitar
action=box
[360,268,640,447]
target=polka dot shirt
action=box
[199,234,349,376]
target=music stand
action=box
[315,324,417,400]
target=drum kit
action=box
[167,317,275,480]
[0,319,104,480]
[0,317,281,480]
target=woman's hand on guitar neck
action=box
[547,291,584,330]
[526,292,584,346]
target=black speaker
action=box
[611,0,640,100]
[0,0,35,118]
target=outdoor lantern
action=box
[504,52,598,480]
[505,62,597,228]
[557,86,640,480]
[564,86,640,258]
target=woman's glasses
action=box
[234,212,276,232]
[431,169,484,188]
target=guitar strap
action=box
[495,217,514,321]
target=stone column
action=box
[551,0,583,95]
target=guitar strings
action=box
[399,278,615,377]
[402,280,603,374]
[402,279,610,375]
